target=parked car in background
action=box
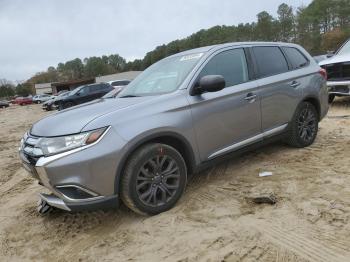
[107,80,130,94]
[319,38,350,103]
[33,94,55,104]
[20,42,328,215]
[108,79,130,88]
[42,91,70,111]
[0,100,10,108]
[102,87,124,99]
[15,96,33,106]
[55,83,113,110]
[313,55,328,63]
[9,96,18,104]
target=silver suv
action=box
[20,42,329,215]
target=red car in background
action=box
[14,97,33,106]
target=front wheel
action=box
[285,102,318,148]
[121,143,187,215]
[63,102,75,109]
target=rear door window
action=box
[282,47,309,70]
[253,46,289,78]
[89,85,101,93]
[198,48,249,87]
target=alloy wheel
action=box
[297,106,317,143]
[136,155,180,207]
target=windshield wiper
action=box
[119,95,140,98]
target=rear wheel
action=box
[286,102,318,148]
[121,143,187,215]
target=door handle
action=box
[290,81,301,88]
[245,93,257,102]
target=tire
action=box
[63,102,75,109]
[121,143,187,215]
[285,102,319,148]
[328,94,335,104]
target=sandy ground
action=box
[0,100,350,262]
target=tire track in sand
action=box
[253,220,350,262]
[0,169,26,197]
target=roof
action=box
[34,83,51,89]
[169,41,298,57]
[51,78,95,87]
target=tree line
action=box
[1,0,350,97]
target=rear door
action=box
[188,47,262,161]
[99,84,114,97]
[88,84,103,100]
[252,46,303,134]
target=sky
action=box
[0,0,312,82]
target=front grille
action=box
[22,134,42,166]
[322,62,350,81]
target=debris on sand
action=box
[251,194,277,205]
[259,171,273,177]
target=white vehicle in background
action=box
[107,79,131,93]
[319,38,350,103]
[33,94,55,104]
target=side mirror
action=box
[326,50,335,58]
[194,75,226,95]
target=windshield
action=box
[59,91,70,97]
[337,39,350,55]
[118,52,204,97]
[70,85,85,95]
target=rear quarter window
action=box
[253,46,289,78]
[282,47,309,70]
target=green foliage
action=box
[277,3,295,42]
[27,0,350,85]
[15,83,32,97]
[0,79,15,98]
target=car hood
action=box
[319,53,350,66]
[30,97,154,137]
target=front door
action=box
[187,48,262,161]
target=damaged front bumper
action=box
[18,129,126,212]
[20,150,119,212]
[327,80,350,96]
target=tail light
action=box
[319,68,327,80]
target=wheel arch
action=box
[114,131,196,195]
[302,96,321,121]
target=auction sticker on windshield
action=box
[180,53,203,61]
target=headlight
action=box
[36,127,108,156]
